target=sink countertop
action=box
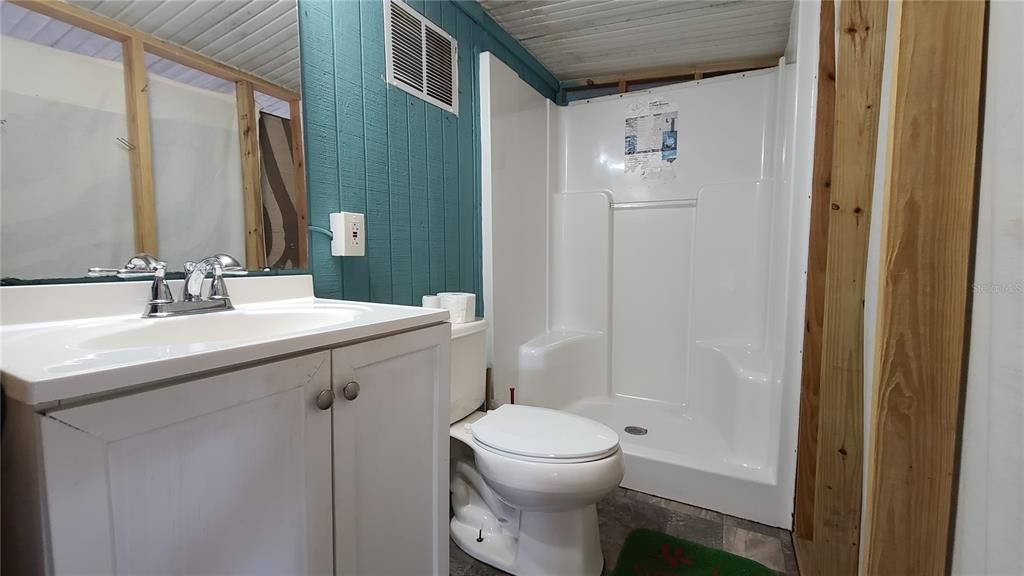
[0,275,449,407]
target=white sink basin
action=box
[79,308,360,350]
[0,276,450,406]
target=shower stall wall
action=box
[480,3,818,529]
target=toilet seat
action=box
[472,439,619,464]
[471,404,620,463]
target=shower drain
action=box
[624,425,648,436]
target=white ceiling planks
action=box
[478,0,793,82]
[71,0,301,92]
[4,0,792,104]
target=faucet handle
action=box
[210,254,247,276]
[88,253,167,278]
[208,263,231,301]
[126,253,165,273]
[213,253,243,271]
[149,266,174,304]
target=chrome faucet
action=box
[144,253,245,318]
[181,254,242,302]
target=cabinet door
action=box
[332,324,450,576]
[41,352,334,576]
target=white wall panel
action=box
[0,35,249,279]
[690,182,771,347]
[549,192,610,334]
[770,0,819,531]
[611,206,694,406]
[559,71,776,203]
[149,74,246,270]
[0,36,135,279]
[952,2,1024,572]
[480,52,553,404]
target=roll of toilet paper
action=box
[422,295,442,309]
[438,292,475,324]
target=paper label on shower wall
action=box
[624,98,679,179]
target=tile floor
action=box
[450,487,799,575]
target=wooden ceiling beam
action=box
[559,56,781,90]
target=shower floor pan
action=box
[564,394,784,527]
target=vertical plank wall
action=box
[297,0,558,311]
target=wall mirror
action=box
[0,0,306,282]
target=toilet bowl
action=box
[449,320,624,576]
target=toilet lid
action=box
[471,404,620,461]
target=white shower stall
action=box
[481,4,817,529]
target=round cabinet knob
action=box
[315,389,335,410]
[342,381,360,401]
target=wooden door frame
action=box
[794,1,986,574]
[793,0,888,572]
[793,0,836,542]
[863,1,985,572]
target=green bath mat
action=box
[613,528,777,576]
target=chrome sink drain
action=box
[624,425,648,436]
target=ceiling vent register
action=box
[385,0,458,115]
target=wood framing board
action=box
[863,1,985,572]
[121,36,157,255]
[810,0,888,573]
[289,100,309,269]
[793,0,836,541]
[559,56,781,89]
[793,537,821,576]
[236,81,266,270]
[9,0,298,102]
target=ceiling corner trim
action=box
[478,0,793,90]
[451,0,560,97]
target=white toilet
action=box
[449,320,624,576]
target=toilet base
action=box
[451,497,604,576]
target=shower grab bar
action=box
[610,198,697,210]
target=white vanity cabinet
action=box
[3,323,450,576]
[331,324,450,576]
[17,352,335,576]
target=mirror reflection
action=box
[0,0,306,281]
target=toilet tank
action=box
[450,319,488,423]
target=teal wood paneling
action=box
[298,0,557,310]
[407,0,430,305]
[424,0,446,295]
[455,9,476,296]
[472,23,485,317]
[334,0,370,301]
[408,97,431,303]
[442,2,461,290]
[425,107,446,294]
[297,1,342,300]
[360,0,393,303]
[387,87,412,305]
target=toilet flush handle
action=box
[342,381,360,401]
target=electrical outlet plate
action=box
[329,212,366,256]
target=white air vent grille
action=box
[385,0,458,114]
